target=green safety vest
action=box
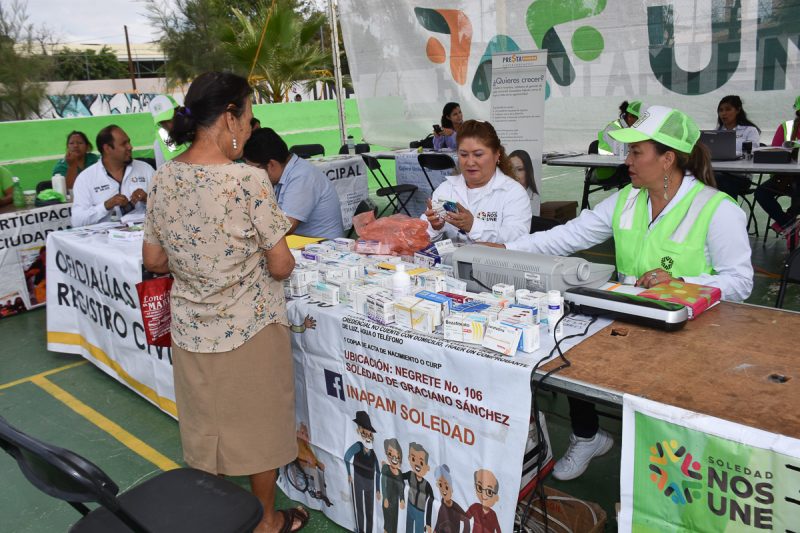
[597,119,622,155]
[782,120,800,147]
[612,181,730,279]
[157,127,188,161]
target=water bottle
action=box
[391,264,411,298]
[52,173,67,196]
[12,177,25,208]
[346,135,355,155]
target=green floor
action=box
[1,164,797,532]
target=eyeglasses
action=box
[358,429,374,442]
[475,483,497,498]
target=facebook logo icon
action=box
[324,369,345,401]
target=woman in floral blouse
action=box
[143,72,307,533]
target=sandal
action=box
[277,507,310,533]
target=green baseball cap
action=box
[149,95,179,125]
[609,105,700,154]
[795,95,800,110]
[626,100,643,118]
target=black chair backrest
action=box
[588,139,599,155]
[417,153,456,171]
[36,180,53,193]
[290,144,325,159]
[0,416,121,511]
[338,143,370,155]
[361,154,382,171]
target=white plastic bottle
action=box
[547,290,564,339]
[346,135,355,155]
[391,264,411,298]
[52,173,67,196]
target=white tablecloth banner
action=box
[395,151,456,218]
[45,228,177,416]
[619,395,800,532]
[312,155,369,229]
[0,204,72,315]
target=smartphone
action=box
[433,124,443,134]
[443,201,458,213]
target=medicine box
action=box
[367,291,395,325]
[308,282,339,306]
[492,283,516,301]
[482,321,522,356]
[501,319,540,353]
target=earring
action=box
[232,137,238,150]
[663,172,669,200]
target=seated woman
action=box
[713,95,761,200]
[422,120,532,244]
[597,100,641,155]
[432,102,463,151]
[508,149,540,216]
[754,95,800,246]
[51,131,99,190]
[487,105,753,481]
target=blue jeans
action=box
[406,503,425,533]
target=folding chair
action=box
[0,416,263,533]
[289,144,325,159]
[361,154,418,217]
[580,140,631,210]
[417,153,456,192]
[776,247,800,308]
[338,143,370,155]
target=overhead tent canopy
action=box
[337,0,800,152]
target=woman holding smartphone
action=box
[422,120,531,244]
[432,102,463,151]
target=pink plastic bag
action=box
[353,212,431,256]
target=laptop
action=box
[699,130,738,161]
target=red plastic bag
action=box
[135,276,173,347]
[353,211,431,256]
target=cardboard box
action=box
[540,200,578,223]
[367,291,395,324]
[308,282,339,306]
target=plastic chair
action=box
[776,247,800,308]
[289,144,325,159]
[580,140,631,210]
[36,180,53,193]
[417,153,456,192]
[338,143,370,155]
[0,416,263,533]
[361,154,417,217]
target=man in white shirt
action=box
[71,125,154,227]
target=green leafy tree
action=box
[0,0,50,120]
[222,0,330,102]
[52,46,128,81]
[146,0,232,85]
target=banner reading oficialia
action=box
[619,395,800,532]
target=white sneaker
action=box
[552,430,614,481]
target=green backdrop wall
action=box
[0,99,394,190]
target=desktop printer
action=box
[451,245,615,293]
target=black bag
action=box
[409,134,435,150]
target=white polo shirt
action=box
[71,159,155,227]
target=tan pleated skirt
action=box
[172,323,298,476]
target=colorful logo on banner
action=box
[413,0,800,98]
[647,439,703,505]
[633,412,800,531]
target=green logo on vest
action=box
[661,256,674,271]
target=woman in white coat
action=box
[422,120,532,244]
